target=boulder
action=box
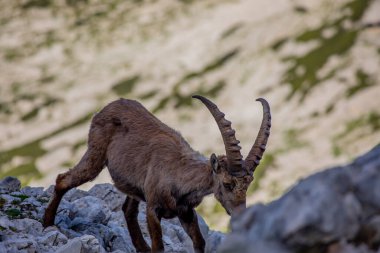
[0,177,21,193]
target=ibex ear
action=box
[210,153,220,174]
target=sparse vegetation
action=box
[279,0,372,101]
[332,111,380,156]
[5,208,21,218]
[345,69,374,98]
[11,194,30,201]
[112,76,140,96]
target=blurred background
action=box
[0,0,379,231]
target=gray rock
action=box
[107,210,126,227]
[219,234,290,253]
[354,164,380,217]
[11,218,43,236]
[64,188,90,202]
[104,225,135,253]
[70,196,111,225]
[55,235,106,253]
[56,237,82,253]
[37,230,68,247]
[0,215,11,231]
[69,221,110,248]
[59,226,83,239]
[197,214,210,238]
[3,237,38,253]
[111,250,125,253]
[80,234,106,253]
[0,243,7,253]
[327,240,374,253]
[23,196,42,207]
[0,193,18,204]
[205,231,225,253]
[0,177,21,193]
[20,186,44,198]
[88,184,126,211]
[42,185,55,198]
[162,222,193,252]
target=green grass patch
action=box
[180,48,239,84]
[173,80,226,109]
[37,197,49,203]
[138,90,158,100]
[20,95,60,121]
[0,141,45,166]
[9,226,18,232]
[271,38,288,51]
[152,48,238,113]
[282,128,309,150]
[0,112,93,184]
[72,139,87,152]
[11,194,29,201]
[247,153,275,195]
[153,80,227,113]
[335,111,380,140]
[112,75,140,96]
[0,197,6,208]
[345,69,374,98]
[22,0,52,9]
[220,23,243,40]
[332,111,380,156]
[5,208,21,218]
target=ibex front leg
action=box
[122,197,151,252]
[179,208,205,253]
[146,205,164,252]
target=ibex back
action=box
[43,95,271,253]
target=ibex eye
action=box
[223,183,234,191]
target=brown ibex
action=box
[43,95,271,253]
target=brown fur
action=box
[43,98,266,253]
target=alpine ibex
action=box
[43,95,271,253]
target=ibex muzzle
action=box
[43,95,271,253]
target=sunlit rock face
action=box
[219,144,380,253]
[0,0,379,230]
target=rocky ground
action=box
[219,144,380,253]
[0,178,224,253]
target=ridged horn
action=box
[245,98,271,173]
[192,95,244,176]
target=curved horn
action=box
[245,98,271,173]
[192,95,243,175]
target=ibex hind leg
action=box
[43,120,112,227]
[43,150,105,227]
[122,197,151,252]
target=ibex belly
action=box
[106,160,146,202]
[106,133,150,201]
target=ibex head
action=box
[193,95,271,215]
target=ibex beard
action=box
[43,95,271,253]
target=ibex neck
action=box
[179,152,214,204]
